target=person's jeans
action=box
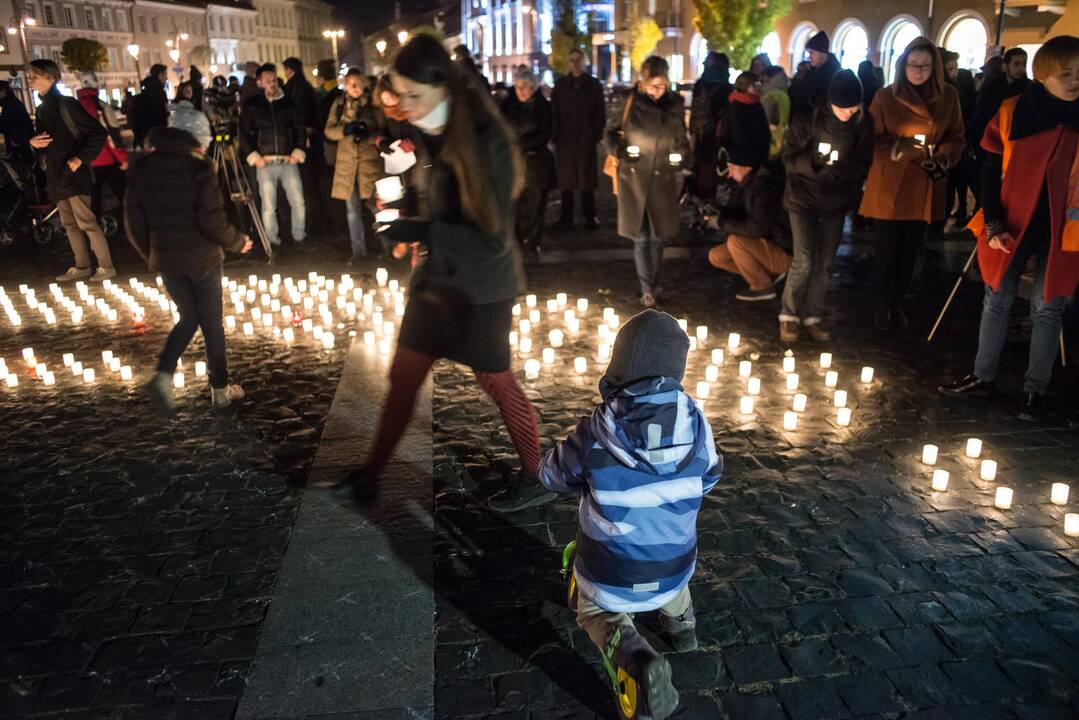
[973,230,1064,395]
[256,162,306,245]
[780,212,845,324]
[345,187,366,258]
[158,265,229,389]
[875,219,927,312]
[708,234,791,290]
[633,216,665,295]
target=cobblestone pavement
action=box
[429,255,1079,719]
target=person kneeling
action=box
[707,158,792,301]
[126,126,252,416]
[531,310,722,720]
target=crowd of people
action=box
[6,29,1079,720]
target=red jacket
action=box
[75,88,128,168]
[971,94,1079,301]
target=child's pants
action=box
[577,585,695,652]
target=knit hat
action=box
[600,310,689,393]
[77,71,100,89]
[147,126,202,153]
[827,69,863,108]
[805,31,830,54]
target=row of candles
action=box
[921,438,1078,537]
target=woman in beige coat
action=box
[860,38,965,329]
[324,68,382,262]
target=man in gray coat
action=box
[552,49,605,229]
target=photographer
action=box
[324,67,381,262]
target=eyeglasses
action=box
[908,63,933,71]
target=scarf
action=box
[382,103,409,123]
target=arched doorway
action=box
[939,12,989,70]
[881,16,923,84]
[788,22,818,74]
[833,20,869,71]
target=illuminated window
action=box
[834,20,869,71]
[788,22,818,73]
[940,14,988,70]
[881,16,923,84]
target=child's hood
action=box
[590,376,705,475]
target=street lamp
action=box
[9,3,34,111]
[166,30,189,80]
[322,29,344,68]
[375,38,387,57]
[127,42,141,84]
[397,30,408,46]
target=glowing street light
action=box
[322,28,344,67]
[397,30,408,46]
[375,38,387,56]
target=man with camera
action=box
[323,68,381,263]
[239,63,307,248]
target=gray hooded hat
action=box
[599,309,690,397]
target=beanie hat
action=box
[805,31,830,54]
[600,310,689,394]
[827,69,863,108]
[77,71,99,89]
[147,125,202,153]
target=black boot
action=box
[1018,392,1044,422]
[938,373,995,397]
[661,606,698,652]
[611,630,679,720]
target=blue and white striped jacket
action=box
[540,376,722,613]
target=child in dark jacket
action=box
[538,309,722,720]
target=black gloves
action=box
[343,120,369,139]
[376,218,431,245]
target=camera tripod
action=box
[209,131,273,263]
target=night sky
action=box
[333,0,445,61]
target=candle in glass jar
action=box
[979,459,997,481]
[1051,483,1070,505]
[748,377,761,395]
[524,358,541,379]
[913,133,926,145]
[573,357,587,374]
[102,350,113,364]
[819,352,832,369]
[172,372,184,388]
[243,322,254,336]
[283,327,295,343]
[519,337,533,354]
[526,294,537,308]
[5,373,17,387]
[836,407,851,426]
[549,329,564,348]
[739,396,754,415]
[728,333,741,350]
[375,267,389,287]
[62,353,74,367]
[994,487,1013,509]
[546,298,558,313]
[860,366,874,383]
[519,319,531,335]
[931,469,950,491]
[833,389,847,407]
[626,145,640,158]
[120,365,132,381]
[739,360,752,378]
[705,365,719,383]
[195,361,206,377]
[1065,513,1079,537]
[793,393,807,412]
[783,411,798,431]
[542,347,555,364]
[783,356,796,373]
[696,381,710,399]
[965,438,982,458]
[71,361,83,376]
[825,370,838,387]
[83,368,96,384]
[556,292,568,307]
[817,142,832,155]
[577,298,588,313]
[109,357,121,372]
[598,342,610,361]
[786,374,799,391]
[921,444,939,465]
[21,347,34,362]
[668,152,682,164]
[322,333,336,349]
[43,371,55,386]
[696,325,708,342]
[711,348,725,365]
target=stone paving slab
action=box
[236,338,435,720]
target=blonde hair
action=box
[1033,36,1079,82]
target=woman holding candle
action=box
[606,55,690,308]
[860,39,965,330]
[339,35,546,510]
[779,70,874,342]
[939,37,1079,421]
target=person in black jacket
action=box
[707,158,792,301]
[0,81,35,164]
[501,67,553,262]
[132,64,168,149]
[315,58,347,240]
[723,72,771,173]
[27,59,113,282]
[689,51,731,200]
[283,57,325,238]
[943,49,978,222]
[127,126,252,416]
[789,31,841,118]
[240,63,307,246]
[779,69,874,342]
[338,35,542,513]
[551,48,605,228]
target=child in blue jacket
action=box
[539,309,722,719]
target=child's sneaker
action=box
[661,607,698,652]
[612,631,679,720]
[211,383,245,409]
[145,371,176,417]
[666,627,698,653]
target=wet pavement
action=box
[1,202,1078,719]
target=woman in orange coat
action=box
[938,37,1079,420]
[860,38,965,329]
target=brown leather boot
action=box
[779,321,799,343]
[806,324,831,342]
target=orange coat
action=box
[859,40,966,223]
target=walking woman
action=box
[606,55,690,308]
[500,67,554,263]
[339,35,547,512]
[859,38,965,329]
[939,37,1079,420]
[779,70,874,342]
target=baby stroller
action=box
[0,157,64,246]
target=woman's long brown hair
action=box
[394,35,523,236]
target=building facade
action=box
[364,1,463,77]
[292,0,335,74]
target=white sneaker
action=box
[55,267,92,282]
[91,267,116,281]
[145,371,176,417]
[211,383,245,409]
